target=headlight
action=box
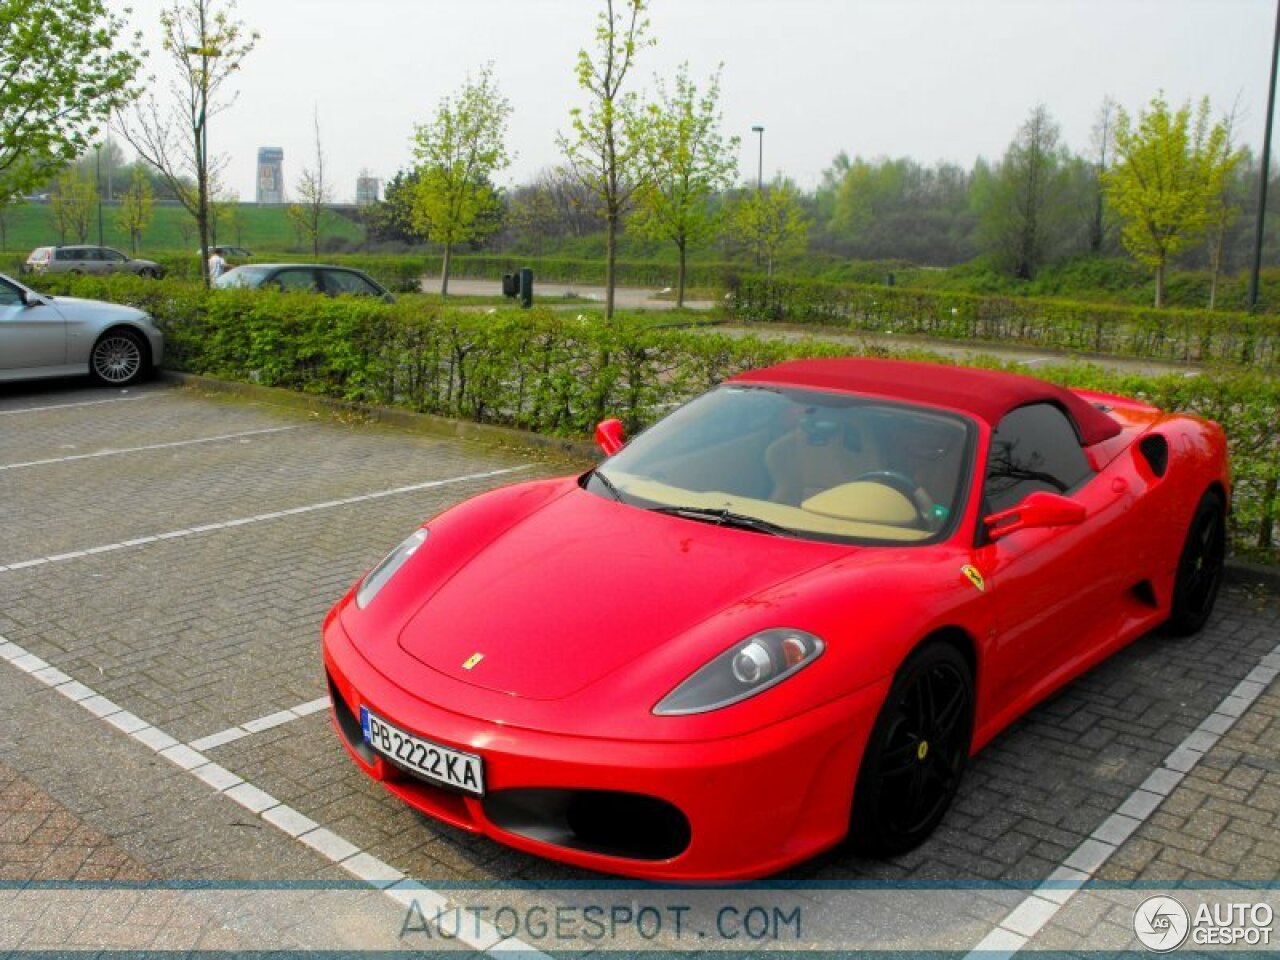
[355,528,428,608]
[653,629,825,716]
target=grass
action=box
[0,201,365,255]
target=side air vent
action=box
[1138,434,1169,478]
[1130,580,1158,608]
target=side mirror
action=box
[594,418,626,456]
[985,491,1086,541]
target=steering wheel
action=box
[851,470,934,528]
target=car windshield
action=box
[593,385,974,545]
[214,266,273,289]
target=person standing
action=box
[208,249,227,281]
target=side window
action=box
[0,280,23,307]
[984,403,1093,514]
[55,248,75,261]
[323,270,379,296]
[271,269,319,293]
[101,248,127,262]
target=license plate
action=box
[360,706,484,796]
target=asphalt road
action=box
[0,378,1276,954]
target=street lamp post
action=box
[1251,0,1280,312]
[750,125,765,269]
[95,143,104,246]
[751,125,765,191]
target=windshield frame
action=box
[587,384,979,548]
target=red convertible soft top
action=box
[730,358,1123,446]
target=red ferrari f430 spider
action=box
[323,358,1229,881]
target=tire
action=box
[848,641,974,857]
[90,329,148,387]
[1166,490,1226,636]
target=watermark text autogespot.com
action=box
[399,900,803,945]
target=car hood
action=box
[396,488,847,701]
[50,297,148,322]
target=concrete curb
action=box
[158,370,598,465]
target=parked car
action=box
[0,273,163,386]
[214,264,394,302]
[24,245,166,279]
[323,357,1230,882]
[199,245,253,259]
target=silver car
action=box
[25,245,166,279]
[0,273,164,386]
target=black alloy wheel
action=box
[1167,490,1226,636]
[849,641,974,857]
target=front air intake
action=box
[484,788,691,861]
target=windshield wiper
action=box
[650,505,794,537]
[591,469,624,502]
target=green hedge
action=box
[28,274,1280,563]
[727,275,1280,370]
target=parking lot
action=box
[1,378,1278,954]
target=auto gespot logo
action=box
[1134,896,1274,952]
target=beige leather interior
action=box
[765,418,885,504]
[802,482,919,525]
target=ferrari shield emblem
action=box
[462,652,485,670]
[961,565,986,593]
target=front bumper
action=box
[323,613,887,883]
[144,325,165,368]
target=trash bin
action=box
[519,268,534,309]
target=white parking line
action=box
[0,634,547,960]
[0,393,156,417]
[0,426,301,472]
[0,465,532,573]
[965,640,1280,958]
[189,696,330,752]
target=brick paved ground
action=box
[0,377,1276,956]
[1017,679,1280,952]
[0,756,149,883]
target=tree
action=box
[630,64,739,306]
[558,0,653,318]
[50,166,97,244]
[506,182,561,255]
[366,169,421,246]
[0,188,18,251]
[410,64,512,295]
[0,0,140,196]
[285,204,307,250]
[118,0,258,286]
[116,166,155,254]
[211,190,241,248]
[293,110,332,257]
[730,179,810,279]
[825,156,977,265]
[1085,97,1117,255]
[1203,101,1246,309]
[1106,95,1233,307]
[976,104,1072,280]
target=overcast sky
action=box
[109,0,1276,203]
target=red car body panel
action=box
[323,359,1230,881]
